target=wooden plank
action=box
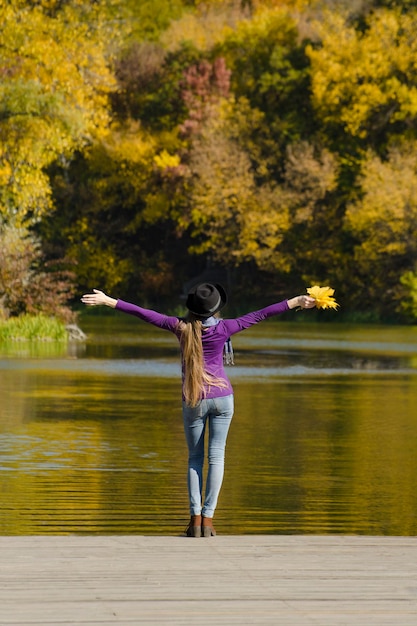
[0,536,416,625]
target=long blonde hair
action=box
[177,315,228,407]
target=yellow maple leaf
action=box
[307,285,339,310]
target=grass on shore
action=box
[0,314,68,342]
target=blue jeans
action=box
[182,394,234,518]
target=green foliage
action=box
[217,7,314,142]
[114,0,189,42]
[113,41,202,131]
[0,314,68,341]
[399,272,417,321]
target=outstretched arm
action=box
[81,289,117,308]
[81,289,179,332]
[223,294,316,336]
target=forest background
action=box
[2,0,417,325]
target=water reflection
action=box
[1,317,417,535]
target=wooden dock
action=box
[1,535,416,625]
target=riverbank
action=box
[1,535,416,625]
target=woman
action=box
[81,283,316,537]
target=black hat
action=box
[186,283,227,317]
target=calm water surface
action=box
[1,315,417,535]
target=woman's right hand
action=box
[81,289,117,308]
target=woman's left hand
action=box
[298,295,316,309]
[287,295,316,310]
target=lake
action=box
[1,313,417,536]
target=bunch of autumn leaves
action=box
[306,286,339,310]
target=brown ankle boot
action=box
[202,516,216,537]
[184,515,202,538]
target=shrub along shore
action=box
[0,315,85,342]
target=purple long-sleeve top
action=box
[115,299,290,399]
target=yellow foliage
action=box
[284,141,338,222]
[345,142,417,261]
[154,150,181,170]
[253,0,315,8]
[184,104,291,272]
[67,231,133,292]
[307,9,417,137]
[99,123,155,165]
[0,162,12,186]
[161,2,247,52]
[0,3,116,225]
[236,191,291,271]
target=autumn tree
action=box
[344,142,417,319]
[174,10,342,291]
[184,115,292,272]
[217,6,314,158]
[0,1,118,315]
[307,8,417,151]
[0,2,116,227]
[0,225,75,322]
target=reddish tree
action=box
[180,57,231,137]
